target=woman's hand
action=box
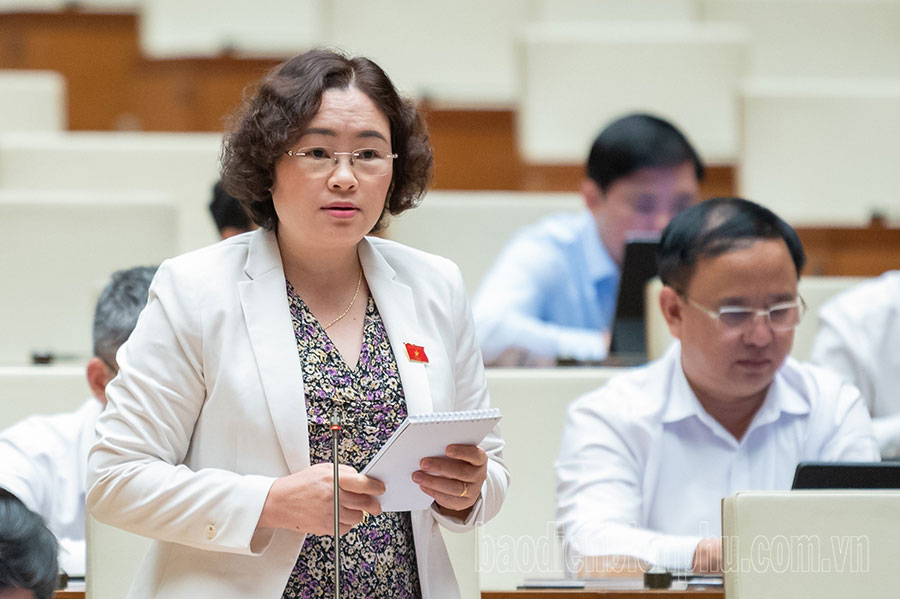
[412,444,488,519]
[257,463,385,536]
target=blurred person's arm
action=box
[473,233,609,365]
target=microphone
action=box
[330,407,343,599]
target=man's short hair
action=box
[92,266,157,369]
[586,113,705,191]
[658,197,806,294]
[0,489,58,599]
[209,180,254,234]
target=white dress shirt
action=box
[0,398,103,576]
[556,343,879,572]
[810,271,900,457]
[472,211,619,363]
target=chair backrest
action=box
[645,276,868,362]
[532,0,697,22]
[0,70,66,132]
[139,0,322,58]
[700,0,900,79]
[476,367,627,589]
[0,366,87,430]
[740,78,900,225]
[86,515,152,599]
[722,490,900,598]
[0,190,178,364]
[383,191,583,294]
[517,22,747,164]
[0,132,222,253]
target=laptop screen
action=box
[791,461,900,489]
[608,236,659,357]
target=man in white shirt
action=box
[556,198,879,576]
[0,266,156,576]
[810,270,900,457]
[473,113,703,366]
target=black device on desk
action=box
[555,236,659,368]
[607,236,659,361]
[791,461,900,489]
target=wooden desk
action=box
[54,583,723,598]
[483,590,722,598]
[53,579,84,598]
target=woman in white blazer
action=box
[87,49,508,599]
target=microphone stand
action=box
[330,408,343,599]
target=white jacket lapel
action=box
[359,239,434,416]
[238,230,310,473]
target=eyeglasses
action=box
[284,146,398,177]
[684,296,807,333]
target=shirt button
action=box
[206,524,216,539]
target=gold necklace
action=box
[323,269,363,330]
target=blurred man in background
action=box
[473,113,704,366]
[810,270,900,458]
[0,266,156,576]
[209,179,256,239]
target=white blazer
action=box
[88,229,508,599]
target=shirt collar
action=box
[579,211,618,284]
[662,344,812,427]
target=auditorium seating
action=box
[477,367,626,589]
[644,276,868,362]
[0,70,66,131]
[86,515,151,599]
[517,22,748,164]
[700,0,900,79]
[739,78,900,225]
[139,0,321,58]
[0,365,86,430]
[0,132,221,253]
[0,190,178,365]
[384,191,583,293]
[533,0,697,22]
[326,0,528,106]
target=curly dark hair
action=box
[221,48,434,232]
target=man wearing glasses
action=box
[555,198,878,577]
[0,265,156,578]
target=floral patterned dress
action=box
[281,282,422,599]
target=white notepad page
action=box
[360,408,502,512]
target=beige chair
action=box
[700,0,900,79]
[0,131,221,253]
[325,0,529,105]
[139,0,322,58]
[0,190,178,364]
[645,276,868,362]
[517,22,747,164]
[476,367,627,590]
[86,515,152,599]
[533,0,697,22]
[384,191,582,293]
[0,70,66,132]
[722,490,900,598]
[0,365,87,430]
[740,78,900,225]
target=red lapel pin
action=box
[405,343,429,363]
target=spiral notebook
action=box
[360,408,502,512]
